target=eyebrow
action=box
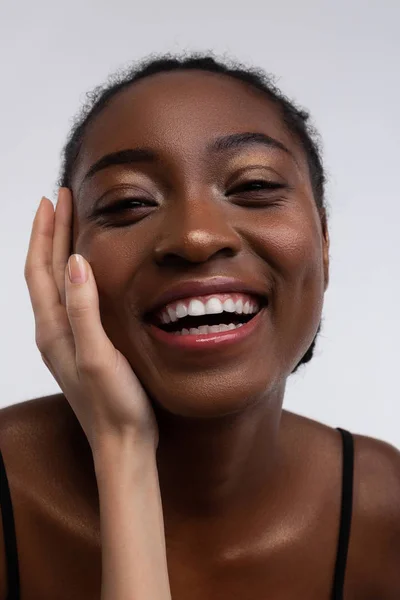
[80,131,295,187]
[81,148,158,186]
[209,131,293,157]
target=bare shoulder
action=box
[0,393,92,493]
[0,394,99,599]
[0,392,96,506]
[0,394,69,599]
[0,393,77,448]
[283,411,400,598]
[352,431,400,516]
[348,431,400,598]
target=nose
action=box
[153,189,242,266]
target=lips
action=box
[147,302,268,350]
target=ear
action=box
[321,210,330,292]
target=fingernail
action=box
[68,254,88,284]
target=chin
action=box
[148,374,277,422]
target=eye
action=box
[100,198,155,213]
[226,179,288,208]
[89,197,157,229]
[228,179,285,195]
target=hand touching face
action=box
[68,71,329,419]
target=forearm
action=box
[93,436,171,600]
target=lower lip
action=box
[147,308,266,350]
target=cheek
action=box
[75,231,146,320]
[245,207,322,279]
[239,197,322,280]
[244,208,325,364]
[77,223,150,276]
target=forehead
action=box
[75,70,306,182]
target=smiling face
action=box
[70,70,329,418]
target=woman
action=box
[1,53,399,600]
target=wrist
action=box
[92,432,157,482]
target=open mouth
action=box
[157,310,256,333]
[145,295,268,336]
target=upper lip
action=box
[144,277,269,318]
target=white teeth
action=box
[175,302,188,319]
[222,298,236,312]
[188,299,206,316]
[159,294,261,324]
[173,322,243,335]
[235,298,244,314]
[167,307,178,322]
[245,301,257,314]
[205,297,224,314]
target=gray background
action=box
[1,0,399,446]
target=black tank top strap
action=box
[0,448,21,600]
[331,427,354,600]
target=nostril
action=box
[154,244,237,267]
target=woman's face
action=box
[71,70,329,418]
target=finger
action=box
[25,197,61,321]
[53,187,73,307]
[24,197,76,373]
[65,254,117,372]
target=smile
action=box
[146,293,268,351]
[151,292,264,336]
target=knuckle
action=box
[39,351,52,370]
[76,356,104,376]
[35,327,50,352]
[35,324,70,355]
[24,262,50,281]
[35,333,54,355]
[76,345,111,376]
[66,302,92,320]
[24,264,33,282]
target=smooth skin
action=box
[1,70,400,599]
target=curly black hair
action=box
[58,51,329,375]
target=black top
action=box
[0,427,354,600]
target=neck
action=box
[154,385,288,536]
